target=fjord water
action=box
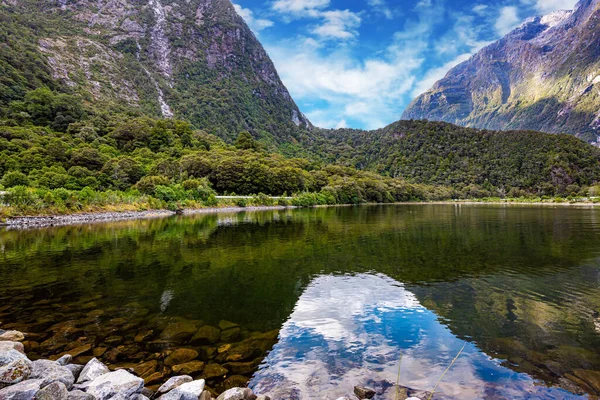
[1,205,600,398]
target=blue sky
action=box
[232,0,579,130]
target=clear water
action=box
[1,205,600,398]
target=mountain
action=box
[304,120,600,196]
[402,0,600,144]
[0,0,310,142]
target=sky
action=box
[231,0,580,130]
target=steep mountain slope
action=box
[0,0,309,142]
[304,120,600,196]
[402,0,600,144]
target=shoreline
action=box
[2,201,600,229]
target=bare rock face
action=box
[2,0,310,142]
[403,0,600,144]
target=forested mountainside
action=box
[306,120,600,197]
[0,0,309,143]
[403,0,600,144]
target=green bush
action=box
[2,171,29,188]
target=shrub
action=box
[134,175,170,195]
[2,171,29,188]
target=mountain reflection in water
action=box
[250,273,581,399]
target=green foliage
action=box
[235,131,259,151]
[1,170,29,188]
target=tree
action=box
[234,131,258,150]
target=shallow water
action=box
[1,205,600,398]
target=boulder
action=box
[255,396,270,400]
[132,360,158,378]
[354,386,376,399]
[30,359,75,389]
[218,321,239,331]
[65,364,85,381]
[216,387,255,400]
[80,369,144,399]
[36,381,69,400]
[0,331,25,342]
[77,358,110,383]
[0,348,28,367]
[160,320,198,343]
[190,326,220,345]
[164,349,199,367]
[66,390,96,400]
[0,341,25,354]
[158,379,205,400]
[143,371,166,386]
[199,391,212,400]
[157,375,193,395]
[0,379,44,399]
[220,328,240,343]
[202,364,228,380]
[129,395,150,400]
[56,354,73,366]
[0,359,32,386]
[172,361,205,375]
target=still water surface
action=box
[1,205,600,398]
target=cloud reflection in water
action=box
[249,273,582,399]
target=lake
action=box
[1,205,600,399]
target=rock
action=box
[59,344,92,359]
[216,376,249,393]
[0,331,25,342]
[0,379,43,399]
[158,379,205,400]
[354,386,376,399]
[65,364,84,381]
[160,320,198,343]
[129,395,150,400]
[0,341,25,354]
[164,349,199,367]
[67,390,95,400]
[255,396,270,400]
[143,371,165,386]
[56,354,73,366]
[30,359,75,389]
[141,387,155,398]
[134,331,153,343]
[132,360,158,378]
[220,328,240,343]
[190,326,221,345]
[105,336,123,346]
[216,387,255,400]
[199,391,212,400]
[36,381,68,400]
[223,360,259,375]
[573,369,600,393]
[157,375,193,395]
[202,363,228,380]
[76,358,110,384]
[0,359,31,386]
[80,369,144,399]
[21,341,39,353]
[218,321,239,331]
[93,348,107,358]
[172,361,205,375]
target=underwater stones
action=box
[0,331,25,342]
[222,360,259,375]
[80,369,144,399]
[0,379,43,399]
[132,360,158,378]
[164,349,198,367]
[354,386,376,399]
[216,376,248,393]
[157,375,193,395]
[215,338,272,363]
[35,381,69,400]
[135,331,153,343]
[93,348,107,357]
[220,328,240,343]
[202,364,228,380]
[191,326,221,345]
[30,359,76,389]
[77,358,110,384]
[172,361,205,375]
[0,359,32,386]
[216,387,255,400]
[105,336,123,346]
[160,320,199,343]
[158,379,205,400]
[218,322,238,331]
[143,371,166,386]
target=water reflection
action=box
[251,273,581,399]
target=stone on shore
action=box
[79,369,144,399]
[77,358,110,383]
[56,354,73,366]
[65,364,85,381]
[158,379,205,400]
[216,387,256,400]
[36,381,69,400]
[0,331,25,342]
[0,379,44,399]
[30,359,75,389]
[66,389,95,400]
[0,346,29,367]
[157,375,193,395]
[354,386,376,399]
[0,341,25,354]
[0,359,32,386]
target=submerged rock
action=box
[190,326,221,345]
[354,386,376,399]
[202,363,228,380]
[160,320,199,343]
[164,349,198,367]
[172,361,205,375]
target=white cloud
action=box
[271,0,329,16]
[495,6,521,35]
[521,0,578,14]
[311,10,361,39]
[472,4,488,16]
[232,3,274,32]
[367,0,394,19]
